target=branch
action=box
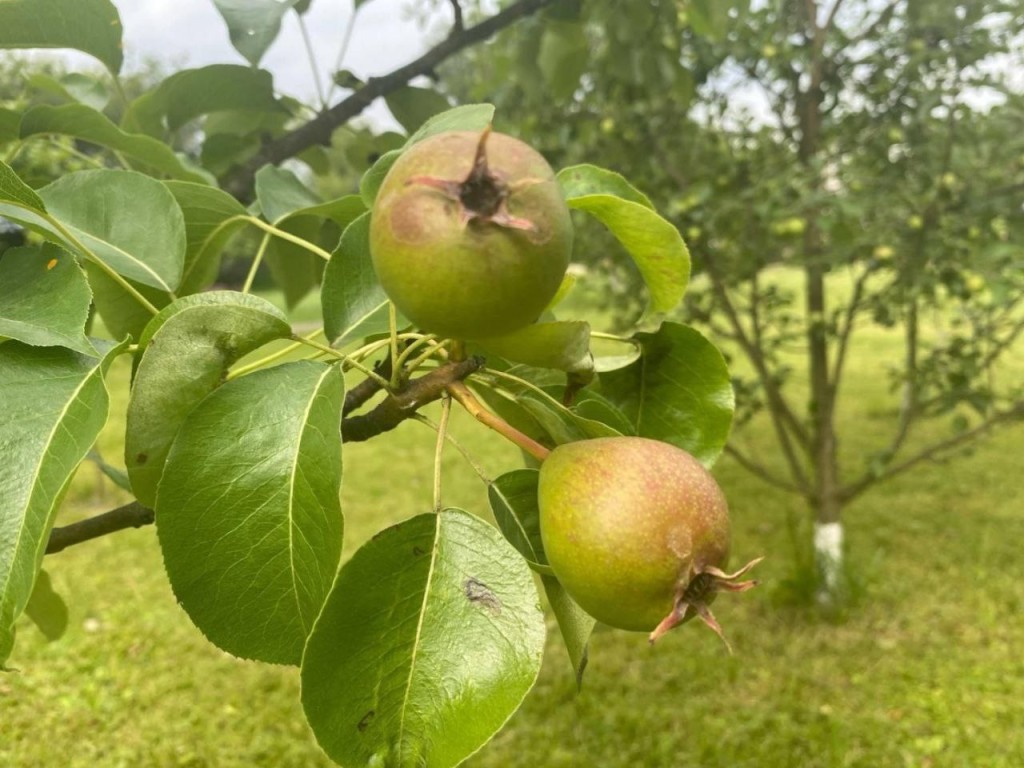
[828,264,872,395]
[342,357,484,442]
[724,445,803,494]
[46,502,153,555]
[449,0,465,33]
[221,0,554,197]
[841,401,1024,503]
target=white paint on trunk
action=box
[814,521,844,600]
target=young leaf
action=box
[301,509,545,768]
[23,568,68,642]
[487,469,551,574]
[124,65,284,137]
[0,0,124,74]
[599,322,734,467]
[39,170,187,292]
[557,164,690,316]
[384,86,453,134]
[556,164,655,209]
[475,321,593,375]
[538,20,588,99]
[83,264,172,343]
[0,159,46,212]
[156,361,344,665]
[125,292,291,507]
[20,104,211,184]
[541,576,594,691]
[322,213,393,346]
[0,340,124,666]
[212,0,300,67]
[25,72,110,111]
[0,244,95,355]
[255,168,365,308]
[0,108,21,143]
[487,470,594,688]
[163,181,248,295]
[359,104,496,205]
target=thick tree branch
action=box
[222,0,554,197]
[46,502,153,555]
[342,357,484,442]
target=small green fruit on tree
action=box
[539,437,761,646]
[370,128,573,339]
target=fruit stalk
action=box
[446,380,551,462]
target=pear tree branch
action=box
[222,0,555,197]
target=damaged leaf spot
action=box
[46,258,58,270]
[464,578,501,616]
[357,710,375,732]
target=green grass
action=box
[4,281,1024,767]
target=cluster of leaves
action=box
[0,2,736,764]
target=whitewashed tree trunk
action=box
[814,520,844,603]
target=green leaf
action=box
[20,104,211,183]
[124,65,284,137]
[556,164,655,209]
[23,569,68,642]
[558,166,689,316]
[384,86,453,134]
[487,469,595,688]
[0,340,123,665]
[0,0,123,74]
[212,0,300,66]
[538,20,588,99]
[322,213,392,346]
[125,292,292,507]
[0,108,21,144]
[255,165,321,224]
[156,361,344,665]
[265,217,326,310]
[0,244,94,355]
[359,104,495,206]
[26,72,110,111]
[487,469,550,573]
[0,160,46,212]
[163,181,248,295]
[599,322,734,466]
[301,509,545,768]
[541,575,594,691]
[38,170,186,292]
[359,149,403,208]
[256,167,365,308]
[84,264,171,343]
[477,321,593,374]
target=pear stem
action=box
[446,380,551,462]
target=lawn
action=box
[3,278,1024,768]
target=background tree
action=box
[445,0,1024,601]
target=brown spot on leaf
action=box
[464,578,501,616]
[412,546,425,557]
[135,453,148,465]
[357,710,374,732]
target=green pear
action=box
[370,128,573,340]
[538,437,761,646]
